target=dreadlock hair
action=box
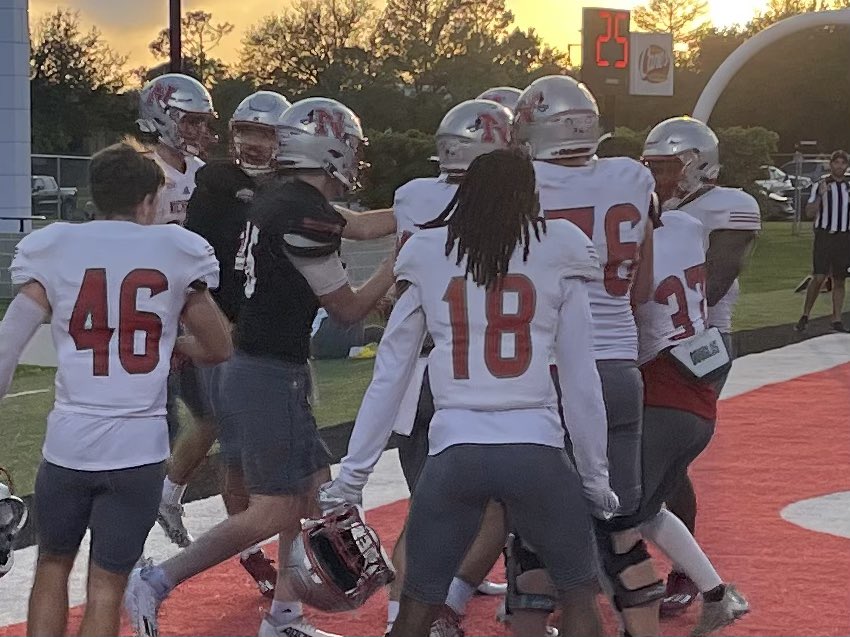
[419,146,545,289]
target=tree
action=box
[30,9,131,153]
[149,11,234,85]
[359,129,438,208]
[633,0,710,58]
[239,0,378,94]
[30,9,126,92]
[744,0,839,33]
[372,0,516,90]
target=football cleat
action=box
[476,580,507,596]
[156,502,193,548]
[691,584,750,636]
[660,571,700,617]
[124,561,164,637]
[257,615,341,637]
[429,605,464,637]
[240,550,277,598]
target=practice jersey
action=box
[679,186,761,333]
[396,220,599,414]
[152,151,204,226]
[534,157,654,360]
[393,176,458,239]
[10,221,219,419]
[636,211,708,365]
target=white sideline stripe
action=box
[4,388,51,400]
[2,333,850,628]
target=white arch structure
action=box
[693,9,850,123]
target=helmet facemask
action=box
[175,111,218,158]
[232,121,279,176]
[0,471,27,579]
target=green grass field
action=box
[0,221,831,494]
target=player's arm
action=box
[0,282,50,399]
[321,286,427,506]
[334,206,396,240]
[288,248,396,326]
[705,229,757,306]
[631,222,654,307]
[555,277,618,518]
[177,286,233,365]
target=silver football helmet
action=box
[435,99,513,175]
[0,470,27,579]
[513,75,600,160]
[287,505,395,612]
[137,73,217,157]
[276,98,367,191]
[642,117,721,209]
[476,87,523,111]
[230,91,292,175]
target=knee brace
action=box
[504,533,557,616]
[596,528,665,611]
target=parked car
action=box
[780,159,829,184]
[31,175,78,220]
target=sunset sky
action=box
[28,0,768,67]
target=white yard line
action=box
[4,388,51,400]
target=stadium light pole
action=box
[169,0,182,73]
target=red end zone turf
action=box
[2,364,849,636]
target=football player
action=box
[171,90,295,598]
[136,73,225,552]
[0,141,231,636]
[630,205,750,637]
[642,116,760,616]
[124,97,396,637]
[513,75,659,637]
[321,146,618,637]
[387,97,514,637]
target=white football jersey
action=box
[679,186,761,333]
[534,157,655,360]
[152,151,204,226]
[10,221,219,418]
[395,219,600,413]
[636,211,708,365]
[393,175,458,239]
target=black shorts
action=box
[34,460,164,573]
[215,351,331,496]
[615,406,714,529]
[813,230,850,277]
[398,367,434,493]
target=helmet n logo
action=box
[515,91,548,124]
[475,113,510,144]
[148,82,177,107]
[312,109,346,140]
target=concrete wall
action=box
[0,0,32,233]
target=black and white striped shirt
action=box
[809,177,850,232]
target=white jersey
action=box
[636,211,708,365]
[10,221,219,470]
[152,151,204,226]
[337,219,610,493]
[393,175,458,239]
[679,186,761,333]
[534,158,654,360]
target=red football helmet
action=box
[287,504,395,612]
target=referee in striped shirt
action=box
[796,149,850,332]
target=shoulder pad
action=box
[251,179,346,258]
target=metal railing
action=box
[0,216,47,233]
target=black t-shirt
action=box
[184,161,254,322]
[236,179,336,363]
